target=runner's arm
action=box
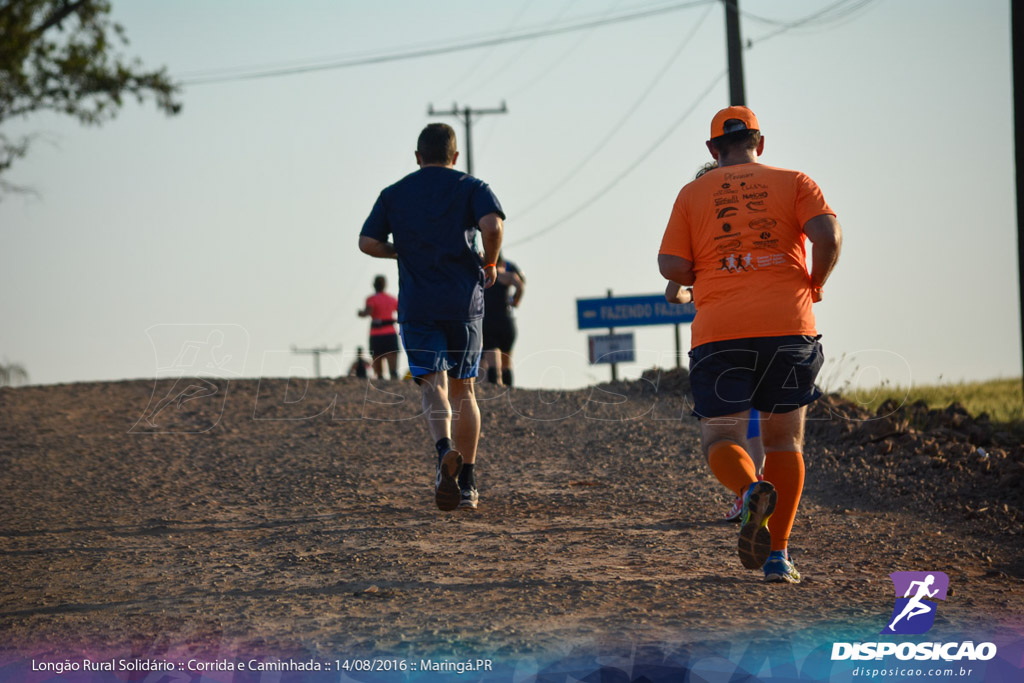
[509,272,525,306]
[665,282,693,304]
[359,235,397,259]
[803,214,842,300]
[658,254,695,286]
[479,212,503,288]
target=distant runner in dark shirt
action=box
[348,346,371,379]
[359,123,504,512]
[482,254,525,387]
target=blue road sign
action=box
[588,333,635,365]
[576,294,696,330]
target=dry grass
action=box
[841,377,1024,425]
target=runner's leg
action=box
[701,414,758,496]
[484,349,501,384]
[500,351,513,387]
[449,376,480,465]
[419,371,451,443]
[760,407,807,552]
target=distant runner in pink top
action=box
[357,275,400,379]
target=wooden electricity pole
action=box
[724,0,746,106]
[427,101,508,176]
[1015,3,1024,395]
[291,345,342,379]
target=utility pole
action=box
[607,289,618,383]
[291,345,342,379]
[1015,2,1024,396]
[723,0,746,106]
[427,101,508,176]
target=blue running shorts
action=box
[400,319,483,380]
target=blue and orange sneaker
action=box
[724,474,763,523]
[738,480,776,569]
[763,550,801,584]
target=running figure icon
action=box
[882,571,949,635]
[887,574,939,632]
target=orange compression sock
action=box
[762,450,805,552]
[707,441,759,497]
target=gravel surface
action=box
[1,374,1022,661]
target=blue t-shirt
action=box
[360,167,505,322]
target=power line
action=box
[457,0,613,102]
[506,68,728,248]
[741,0,875,28]
[506,0,880,248]
[179,0,712,86]
[427,102,509,177]
[438,0,541,98]
[743,0,879,46]
[513,1,714,222]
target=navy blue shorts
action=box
[688,335,824,419]
[400,319,483,380]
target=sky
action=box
[0,0,1018,396]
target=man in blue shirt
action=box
[359,123,505,511]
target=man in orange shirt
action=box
[659,106,842,583]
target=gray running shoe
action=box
[458,487,479,510]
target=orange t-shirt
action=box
[659,162,835,348]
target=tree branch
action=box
[31,0,90,37]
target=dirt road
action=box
[1,376,1022,680]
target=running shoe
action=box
[763,550,801,584]
[725,474,763,522]
[435,449,463,511]
[738,480,776,570]
[724,495,743,522]
[458,487,479,510]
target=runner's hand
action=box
[483,265,497,288]
[665,282,692,304]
